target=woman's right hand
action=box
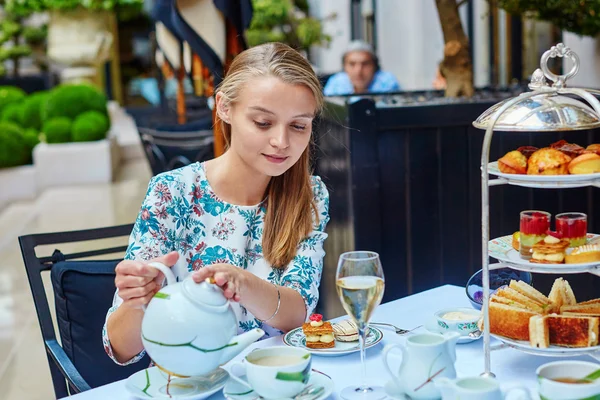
[114,251,179,309]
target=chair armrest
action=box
[46,339,92,394]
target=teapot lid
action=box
[182,277,228,307]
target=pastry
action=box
[498,150,527,174]
[565,244,600,264]
[332,319,359,342]
[549,139,587,159]
[530,233,569,264]
[302,314,335,349]
[516,146,538,159]
[511,231,520,251]
[586,144,600,155]
[568,153,600,174]
[527,148,572,175]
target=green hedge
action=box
[0,121,30,168]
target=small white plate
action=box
[488,161,600,186]
[126,366,229,399]
[282,326,383,357]
[489,234,600,274]
[222,369,334,400]
[490,333,600,357]
[424,318,481,344]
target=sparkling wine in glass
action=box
[336,251,385,400]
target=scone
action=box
[302,314,335,349]
[586,144,600,155]
[568,153,600,174]
[332,319,359,342]
[531,233,569,264]
[498,150,527,174]
[527,148,572,175]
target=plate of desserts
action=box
[489,232,600,273]
[486,278,600,356]
[488,140,600,184]
[282,314,384,357]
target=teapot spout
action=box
[219,328,264,365]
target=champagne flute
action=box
[336,251,385,400]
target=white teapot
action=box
[140,262,265,377]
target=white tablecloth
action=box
[68,284,593,399]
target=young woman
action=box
[102,42,330,365]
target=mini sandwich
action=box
[492,287,547,314]
[489,301,538,341]
[529,315,549,348]
[579,298,600,306]
[545,314,599,348]
[508,280,556,313]
[332,319,359,342]
[302,314,335,349]
[548,278,577,309]
[531,233,570,264]
[560,304,600,317]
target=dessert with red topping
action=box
[556,212,587,247]
[520,211,551,259]
[301,314,335,349]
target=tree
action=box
[246,0,332,53]
[0,0,43,77]
[497,0,600,37]
[435,0,475,97]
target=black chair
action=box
[18,224,150,398]
[138,125,215,175]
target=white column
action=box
[308,0,352,75]
[473,0,491,88]
[562,32,600,89]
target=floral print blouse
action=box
[102,162,330,365]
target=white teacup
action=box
[537,361,600,400]
[436,376,531,400]
[226,346,312,399]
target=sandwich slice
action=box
[492,287,547,314]
[529,315,549,348]
[508,280,557,313]
[578,298,600,306]
[489,301,538,341]
[548,278,577,309]
[560,304,600,317]
[546,314,599,347]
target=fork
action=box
[370,322,422,335]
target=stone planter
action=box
[33,135,121,189]
[0,164,37,209]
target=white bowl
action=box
[434,307,480,335]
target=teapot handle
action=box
[382,343,406,392]
[146,262,177,285]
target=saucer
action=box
[424,317,481,344]
[222,369,334,400]
[384,380,410,400]
[283,326,383,357]
[125,366,229,399]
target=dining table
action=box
[67,284,595,400]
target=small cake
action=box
[531,232,570,264]
[332,319,359,342]
[302,314,335,349]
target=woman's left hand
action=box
[192,263,250,302]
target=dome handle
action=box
[540,43,579,89]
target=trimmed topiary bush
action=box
[1,102,24,125]
[43,117,72,144]
[71,111,110,142]
[0,86,26,114]
[22,128,40,152]
[41,84,108,122]
[0,121,29,168]
[21,91,48,130]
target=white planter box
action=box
[0,164,37,209]
[34,135,121,189]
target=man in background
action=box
[323,40,400,96]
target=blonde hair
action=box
[215,42,324,268]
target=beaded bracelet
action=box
[257,283,281,323]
